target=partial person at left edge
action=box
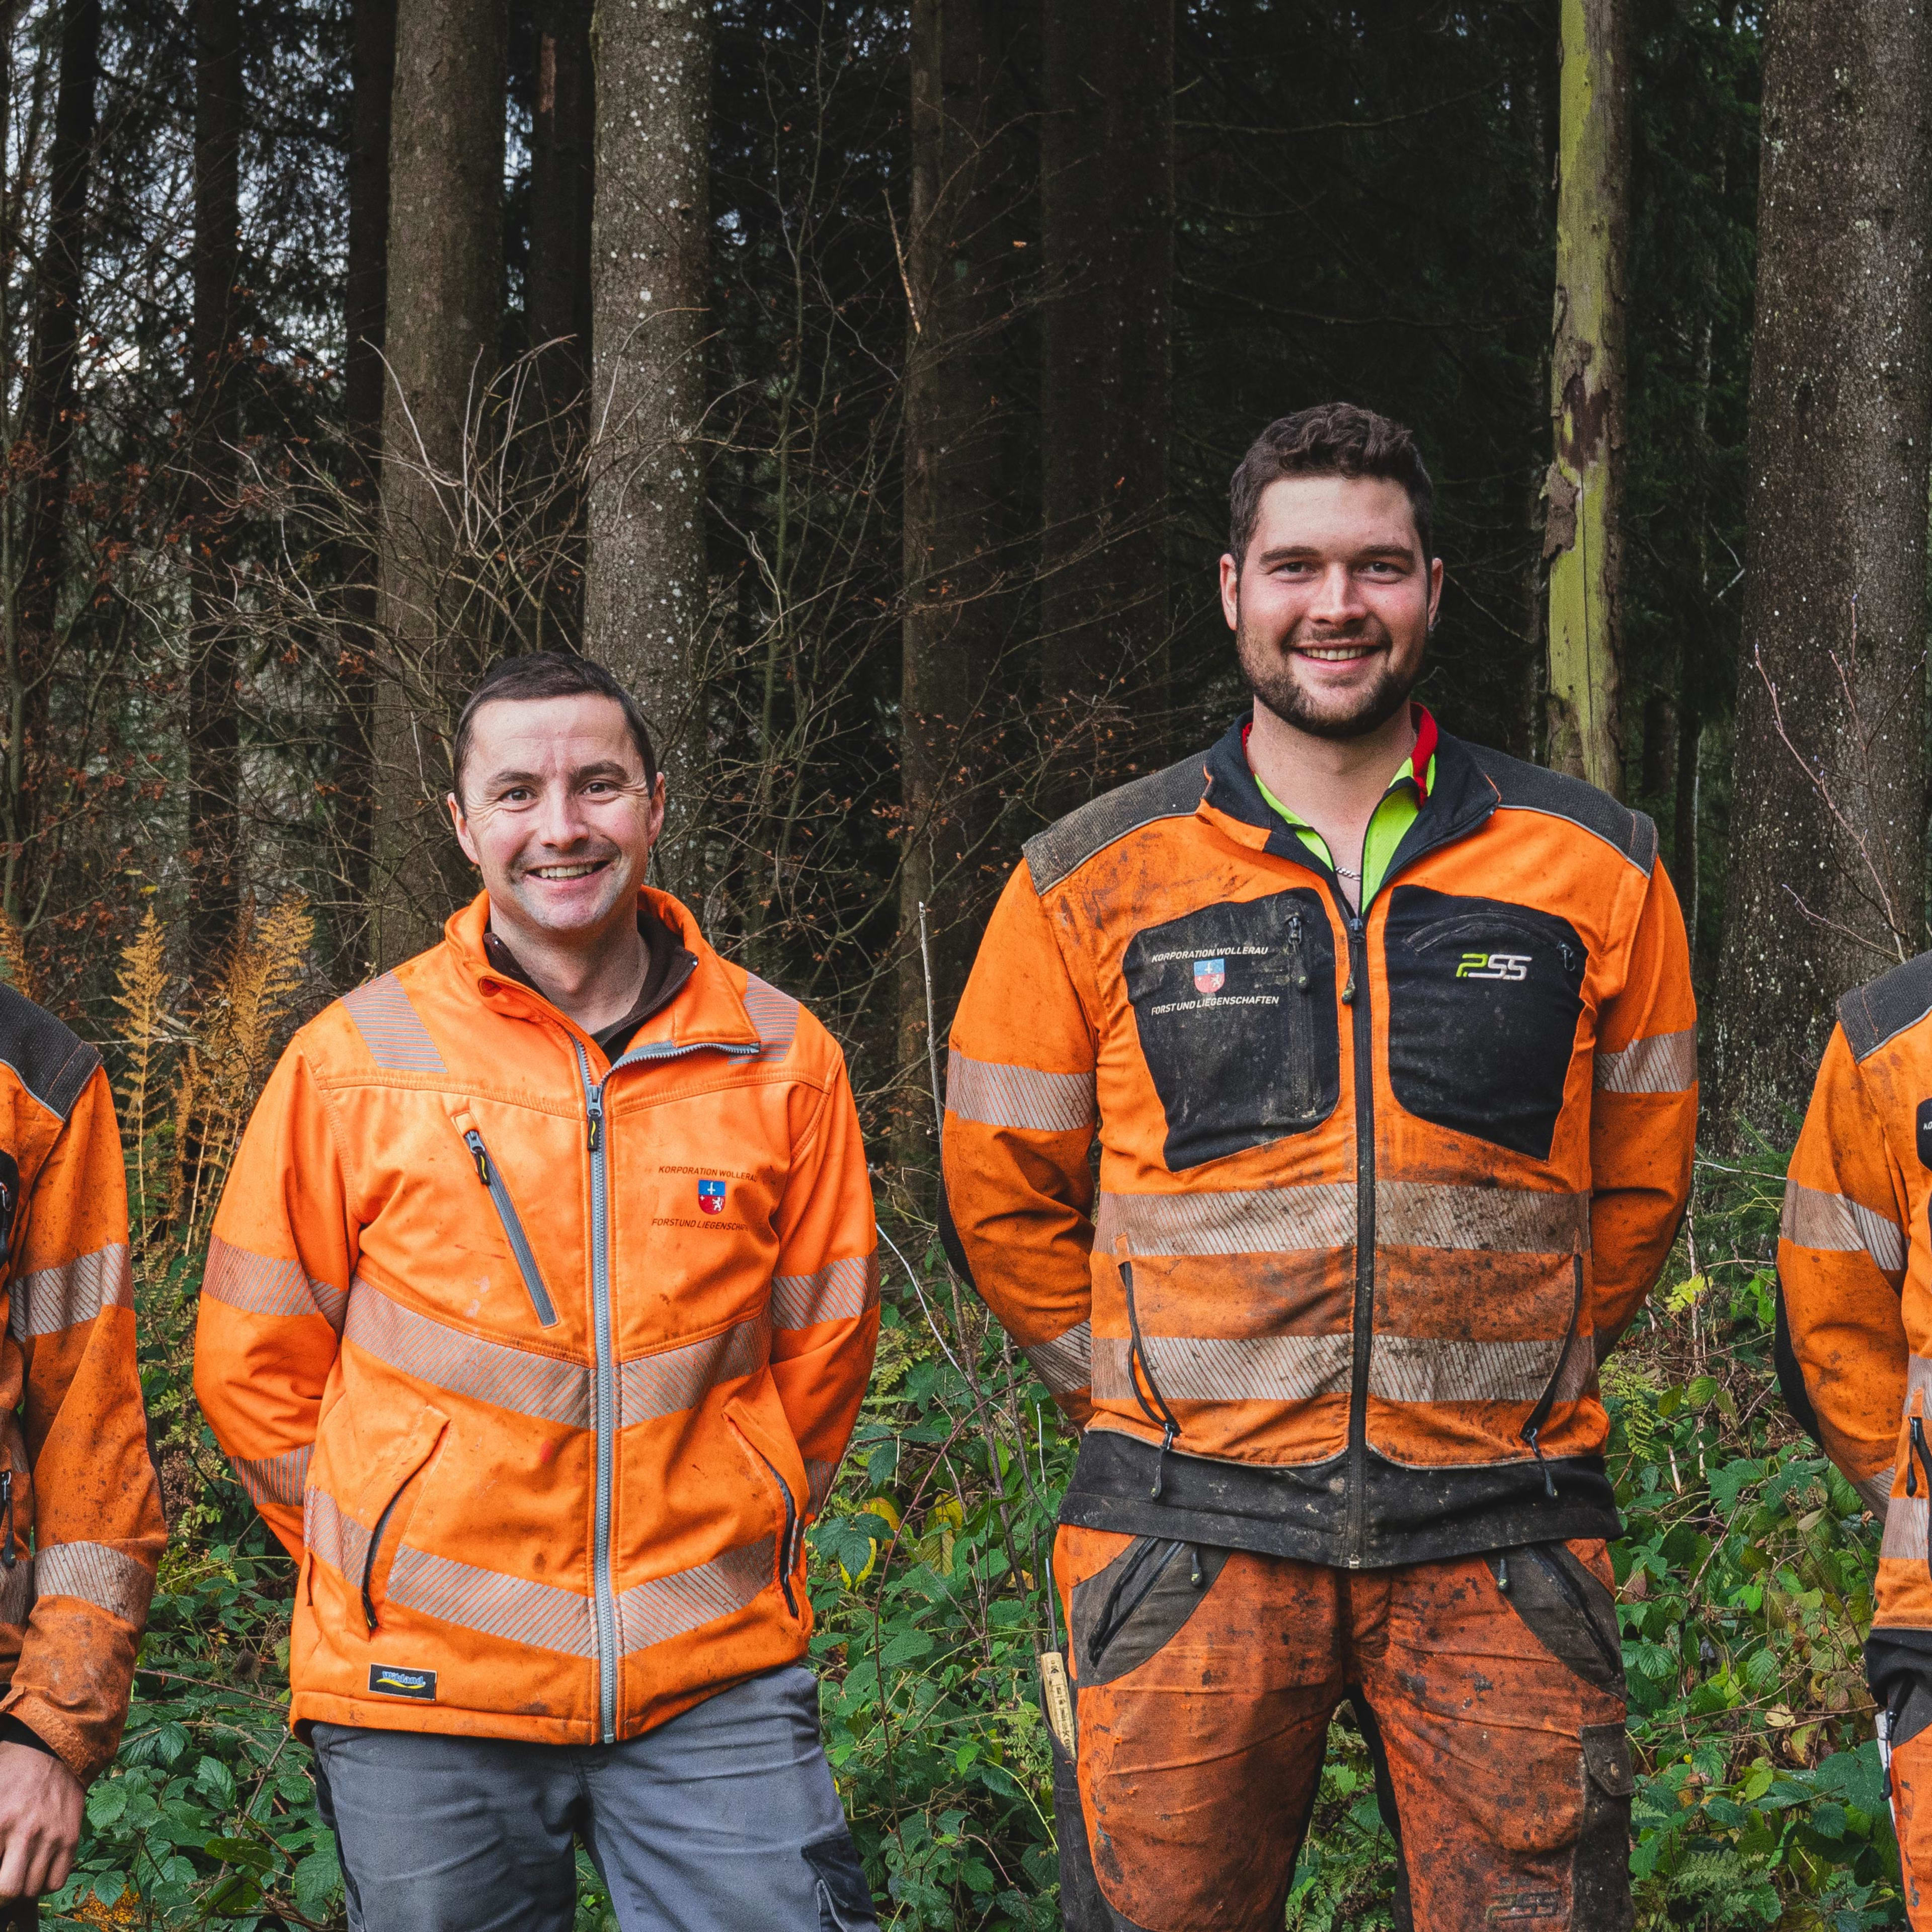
[0,991,166,1907]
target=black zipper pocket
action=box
[1118,1240,1182,1499]
[1281,913,1317,1116]
[1912,1418,1932,1582]
[361,1486,407,1634]
[749,1446,801,1616]
[1088,1537,1188,1665]
[458,1118,559,1327]
[1519,1543,1623,1685]
[1520,1255,1585,1498]
[0,1469,14,1570]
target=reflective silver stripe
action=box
[1595,1027,1697,1095]
[1781,1180,1906,1273]
[11,1243,134,1338]
[304,1486,374,1582]
[231,1444,311,1510]
[385,1545,596,1656]
[1095,1185,1355,1258]
[946,1050,1096,1133]
[1024,1320,1092,1396]
[1091,1332,1353,1403]
[34,1542,155,1627]
[201,1236,346,1330]
[1855,1466,1896,1520]
[803,1457,838,1516]
[1882,1495,1931,1564]
[341,973,447,1075]
[0,1553,33,1626]
[742,976,798,1062]
[617,1313,769,1425]
[1366,1335,1593,1406]
[345,1278,590,1426]
[616,1534,775,1654]
[1376,1184,1588,1255]
[770,1255,879,1330]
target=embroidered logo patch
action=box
[367,1664,437,1701]
[1192,958,1226,996]
[698,1179,728,1216]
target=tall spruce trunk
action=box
[1709,0,1932,1138]
[895,0,1014,1191]
[1542,0,1629,797]
[335,0,395,980]
[8,0,98,926]
[369,0,506,968]
[1038,0,1172,812]
[185,0,243,972]
[584,0,709,899]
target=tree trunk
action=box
[370,0,506,969]
[185,0,244,972]
[7,0,98,927]
[1542,0,1629,797]
[1037,0,1172,813]
[895,0,1015,1191]
[584,0,709,900]
[1708,0,1932,1139]
[334,0,395,981]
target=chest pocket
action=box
[1383,885,1587,1160]
[1123,890,1340,1172]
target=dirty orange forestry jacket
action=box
[1,989,165,1782]
[941,716,1697,1566]
[194,889,878,1744]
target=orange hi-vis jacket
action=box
[0,990,165,1782]
[194,889,878,1745]
[942,716,1697,1568]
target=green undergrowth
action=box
[41,1138,1907,1927]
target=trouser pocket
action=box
[1492,1541,1626,1698]
[801,1832,877,1931]
[1069,1534,1231,1686]
[1573,1724,1635,1930]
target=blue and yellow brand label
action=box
[367,1663,437,1701]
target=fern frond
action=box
[0,906,38,1005]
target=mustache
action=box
[1283,616,1393,651]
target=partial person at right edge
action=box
[942,404,1697,1930]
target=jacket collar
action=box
[445,887,763,1055]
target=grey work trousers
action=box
[309,1666,876,1932]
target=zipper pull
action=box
[1286,913,1311,993]
[1151,1421,1176,1501]
[1190,1546,1204,1589]
[1493,1552,1510,1593]
[586,1085,604,1153]
[463,1129,491,1187]
[1525,1426,1557,1499]
[1341,974,1356,1005]
[0,1470,13,1570]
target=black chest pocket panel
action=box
[1383,885,1586,1160]
[1123,890,1340,1172]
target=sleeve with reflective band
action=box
[942,859,1100,1424]
[765,1041,879,1521]
[1777,1023,1908,1512]
[1,1063,165,1784]
[194,1043,356,1561]
[1587,856,1697,1358]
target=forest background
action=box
[0,0,1921,1922]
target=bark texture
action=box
[8,0,99,924]
[585,0,709,898]
[185,0,244,971]
[1037,0,1172,811]
[896,0,1017,1184]
[1709,0,1932,1138]
[1542,0,1629,797]
[370,0,506,968]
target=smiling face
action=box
[1218,473,1442,740]
[448,693,665,949]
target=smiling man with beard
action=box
[941,405,1699,1930]
[194,654,880,1932]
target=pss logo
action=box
[1456,951,1531,982]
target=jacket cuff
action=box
[0,1692,92,1784]
[0,1711,58,1757]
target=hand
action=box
[0,1736,83,1902]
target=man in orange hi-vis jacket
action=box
[0,995,165,1909]
[942,405,1697,1930]
[194,653,880,1932]
[1779,962,1932,1926]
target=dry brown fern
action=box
[0,906,38,1005]
[113,905,173,1249]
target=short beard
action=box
[1236,613,1417,742]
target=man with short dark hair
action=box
[942,404,1697,1928]
[195,652,881,1932]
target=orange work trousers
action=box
[1894,1725,1932,1922]
[1051,1526,1635,1932]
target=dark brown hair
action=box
[451,652,659,803]
[1228,402,1435,570]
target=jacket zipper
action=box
[1912,1416,1932,1582]
[1520,1254,1585,1499]
[574,1031,763,1744]
[360,1486,410,1634]
[1342,908,1374,1568]
[0,1470,14,1570]
[750,1444,801,1616]
[461,1126,559,1327]
[1117,1245,1182,1498]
